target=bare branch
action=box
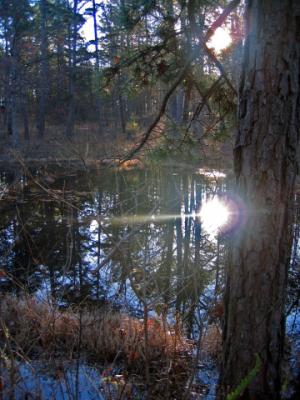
[201,0,241,96]
[187,76,223,130]
[204,44,237,95]
[121,61,191,162]
[121,0,241,161]
[205,0,241,42]
[190,77,212,113]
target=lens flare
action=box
[88,194,244,239]
[199,197,230,236]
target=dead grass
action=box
[1,296,187,360]
[0,296,194,397]
[0,295,223,398]
[0,123,144,166]
[200,324,222,361]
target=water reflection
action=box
[0,168,227,323]
[0,166,298,339]
[199,197,230,237]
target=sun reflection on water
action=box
[89,195,242,239]
[199,197,231,236]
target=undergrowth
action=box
[0,295,196,399]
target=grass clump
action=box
[0,295,193,398]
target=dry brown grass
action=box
[82,312,190,364]
[0,295,223,398]
[200,324,222,360]
[0,296,192,378]
[118,159,144,170]
[0,295,222,358]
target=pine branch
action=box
[120,61,191,163]
[121,0,241,160]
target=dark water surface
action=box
[1,166,299,320]
[0,165,299,398]
[0,167,230,321]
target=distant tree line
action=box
[0,0,243,145]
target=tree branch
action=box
[121,0,241,160]
[204,0,241,42]
[187,76,223,130]
[121,61,191,162]
[187,72,212,113]
[204,44,237,95]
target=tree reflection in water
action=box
[0,166,299,397]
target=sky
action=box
[79,2,232,54]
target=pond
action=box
[0,167,230,314]
[0,165,299,399]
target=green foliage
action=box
[226,354,262,400]
[0,0,242,148]
[147,131,201,164]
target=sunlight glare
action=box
[208,27,232,53]
[199,197,230,236]
[90,219,99,231]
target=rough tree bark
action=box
[220,1,300,399]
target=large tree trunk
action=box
[220,1,300,399]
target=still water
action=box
[0,166,299,322]
[0,165,299,398]
[0,166,232,326]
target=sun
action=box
[208,27,232,53]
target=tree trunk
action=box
[182,79,192,123]
[220,1,300,399]
[22,100,30,142]
[10,54,20,146]
[2,16,10,141]
[37,0,49,139]
[65,0,78,138]
[92,0,103,136]
[175,176,183,311]
[118,78,127,136]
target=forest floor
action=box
[0,124,234,172]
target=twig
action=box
[91,204,159,273]
[11,150,81,211]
